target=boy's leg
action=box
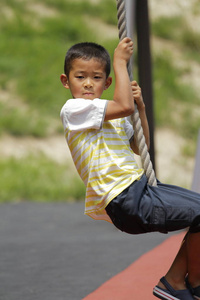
[187,232,200,288]
[157,232,188,290]
[157,231,200,291]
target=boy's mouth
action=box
[83,92,94,96]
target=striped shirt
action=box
[60,98,144,222]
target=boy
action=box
[60,38,200,299]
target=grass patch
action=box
[0,155,85,202]
[2,0,199,137]
[0,0,118,137]
[0,103,50,137]
[152,15,200,61]
[153,53,196,119]
[153,52,200,144]
[152,16,184,41]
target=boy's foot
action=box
[153,276,194,300]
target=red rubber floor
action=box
[83,231,185,300]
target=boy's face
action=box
[60,58,112,100]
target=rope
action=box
[116,0,157,187]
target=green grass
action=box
[153,52,200,134]
[151,15,200,141]
[152,15,200,61]
[152,16,184,41]
[0,155,85,202]
[0,0,117,136]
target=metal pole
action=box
[125,0,136,39]
[135,0,156,170]
[125,0,136,72]
[191,129,200,193]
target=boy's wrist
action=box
[136,102,146,111]
[113,59,127,69]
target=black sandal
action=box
[153,276,194,300]
[185,276,200,300]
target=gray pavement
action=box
[0,202,173,300]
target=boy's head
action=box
[64,42,111,79]
[60,42,112,100]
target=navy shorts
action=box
[105,175,200,235]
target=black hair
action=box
[64,42,111,78]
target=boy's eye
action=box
[76,75,84,79]
[94,76,101,79]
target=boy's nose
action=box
[84,78,93,88]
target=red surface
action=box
[83,231,185,300]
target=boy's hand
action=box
[114,37,133,64]
[130,81,150,153]
[131,81,145,110]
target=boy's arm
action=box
[104,37,135,121]
[130,81,150,155]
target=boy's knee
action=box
[189,216,200,233]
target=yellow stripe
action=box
[64,117,142,221]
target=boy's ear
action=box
[104,76,112,90]
[60,74,69,89]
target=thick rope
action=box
[116,0,157,186]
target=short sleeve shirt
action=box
[61,98,144,222]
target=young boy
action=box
[60,38,200,300]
